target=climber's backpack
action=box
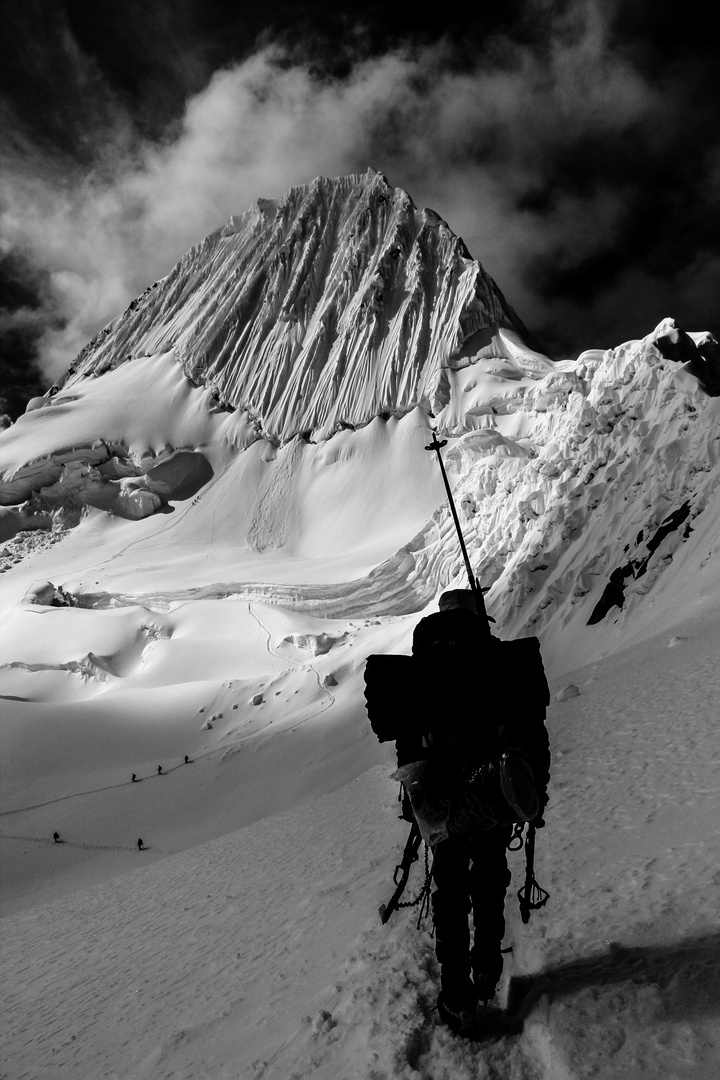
[363,653,419,744]
[364,636,550,844]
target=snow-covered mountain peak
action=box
[54,171,531,445]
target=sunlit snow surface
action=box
[1,172,719,1077]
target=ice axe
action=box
[424,430,493,622]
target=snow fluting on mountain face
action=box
[1,173,719,1078]
[49,169,534,446]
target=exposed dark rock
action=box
[588,502,693,624]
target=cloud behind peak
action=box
[1,2,718,399]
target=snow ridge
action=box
[420,332,720,646]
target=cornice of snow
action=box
[54,170,535,444]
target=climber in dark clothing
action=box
[406,588,550,1033]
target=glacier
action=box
[0,171,719,1079]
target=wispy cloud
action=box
[2,0,717,384]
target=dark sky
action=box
[1,0,718,415]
